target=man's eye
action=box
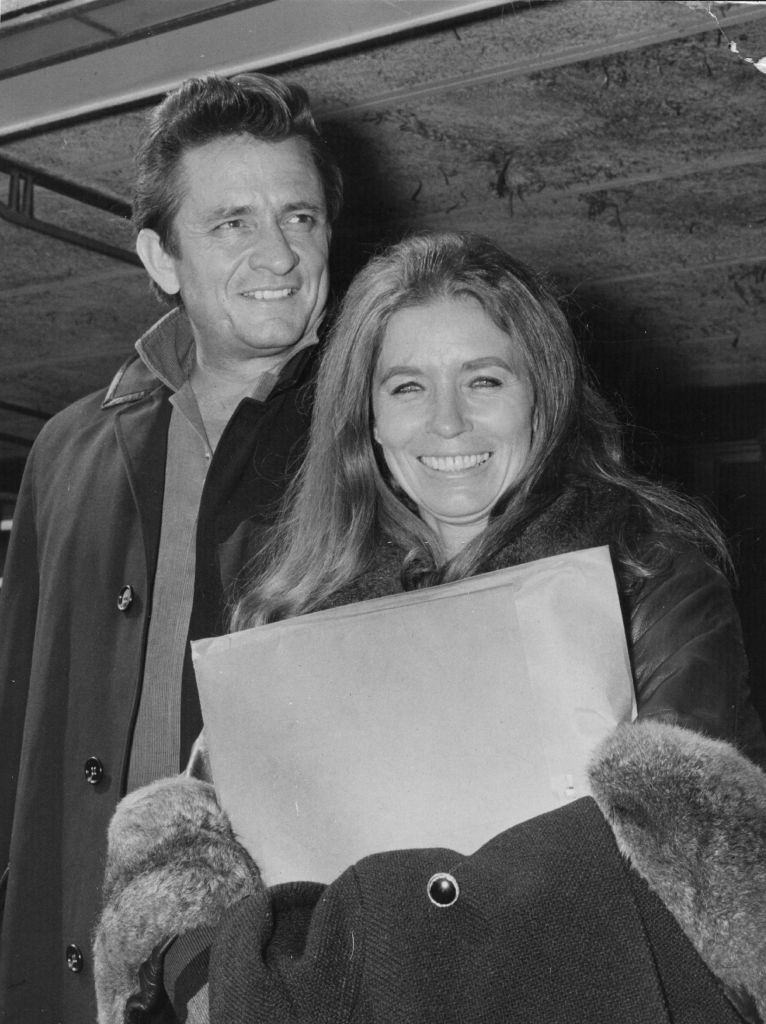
[216,219,246,231]
[285,213,315,229]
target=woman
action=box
[231,231,763,756]
[93,234,766,1024]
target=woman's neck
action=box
[425,516,488,562]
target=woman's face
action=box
[372,296,536,556]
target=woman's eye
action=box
[390,381,422,395]
[470,375,503,388]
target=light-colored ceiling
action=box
[0,0,508,135]
[1,0,765,488]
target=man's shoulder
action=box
[35,384,111,440]
[30,354,162,455]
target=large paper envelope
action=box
[192,546,635,886]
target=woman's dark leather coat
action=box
[323,482,766,762]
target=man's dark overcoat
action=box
[0,311,319,1023]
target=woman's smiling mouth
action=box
[418,453,492,472]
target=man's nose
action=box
[248,223,298,275]
[430,389,469,437]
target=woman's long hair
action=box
[231,232,730,630]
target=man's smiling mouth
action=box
[242,287,297,300]
[419,453,492,472]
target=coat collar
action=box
[102,307,321,410]
[322,482,634,610]
[481,481,632,572]
[102,308,185,409]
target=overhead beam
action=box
[0,399,50,421]
[0,0,511,139]
[0,153,139,264]
[0,432,35,449]
[0,1,274,79]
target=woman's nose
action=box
[430,389,469,437]
[248,223,299,275]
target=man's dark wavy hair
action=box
[132,72,343,257]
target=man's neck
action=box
[187,325,318,450]
[188,357,270,451]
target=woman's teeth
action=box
[419,453,491,472]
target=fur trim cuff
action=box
[589,720,766,1021]
[93,776,261,1024]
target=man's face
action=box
[147,134,331,369]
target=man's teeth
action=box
[243,288,295,300]
[419,453,491,471]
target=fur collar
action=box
[324,481,635,609]
[482,479,633,570]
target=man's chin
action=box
[239,320,310,356]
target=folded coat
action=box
[94,720,766,1024]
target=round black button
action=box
[65,943,84,973]
[427,872,459,907]
[117,585,134,611]
[83,756,104,785]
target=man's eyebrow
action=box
[281,200,327,216]
[205,200,327,221]
[206,204,253,222]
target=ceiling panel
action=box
[0,0,765,479]
[0,1,273,75]
[0,0,510,137]
[3,15,108,67]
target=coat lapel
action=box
[113,387,171,584]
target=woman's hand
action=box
[184,730,213,783]
[93,775,261,1024]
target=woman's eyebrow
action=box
[462,357,515,372]
[376,364,422,385]
[376,356,516,385]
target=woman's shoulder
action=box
[561,477,727,584]
[625,536,729,618]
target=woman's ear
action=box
[136,229,181,297]
[373,423,381,445]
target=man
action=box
[0,71,342,1022]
